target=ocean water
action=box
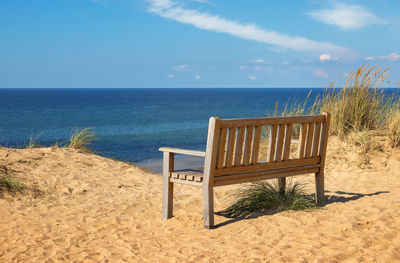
[0,88,393,163]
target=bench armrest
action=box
[159,147,206,157]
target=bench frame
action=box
[160,113,330,229]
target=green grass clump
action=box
[225,180,317,217]
[68,127,96,152]
[0,175,26,195]
[0,165,26,196]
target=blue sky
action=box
[0,0,399,88]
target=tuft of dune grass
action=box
[0,165,26,197]
[265,65,400,149]
[224,180,317,218]
[68,127,96,153]
[26,133,43,149]
[386,101,400,147]
[317,65,393,138]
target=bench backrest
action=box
[203,113,330,186]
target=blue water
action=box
[0,88,394,163]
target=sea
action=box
[0,88,396,164]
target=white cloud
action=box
[254,66,264,72]
[312,69,328,79]
[166,73,176,78]
[281,60,290,65]
[320,54,338,62]
[239,65,248,71]
[254,65,273,72]
[147,0,353,58]
[308,3,386,30]
[195,74,201,79]
[249,75,257,81]
[172,64,190,72]
[254,59,265,63]
[366,53,400,61]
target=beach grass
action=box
[68,127,96,153]
[318,65,393,139]
[26,133,43,149]
[225,179,317,217]
[267,65,400,148]
[0,165,26,196]
[386,101,400,147]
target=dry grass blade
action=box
[68,127,96,153]
[0,165,26,196]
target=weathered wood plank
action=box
[251,126,262,164]
[268,125,278,162]
[234,127,245,166]
[243,126,254,166]
[202,117,220,229]
[170,177,202,186]
[312,122,322,157]
[214,165,320,186]
[217,128,227,168]
[298,123,308,159]
[283,123,293,161]
[159,147,206,157]
[275,124,285,162]
[318,113,331,171]
[225,127,237,168]
[220,114,325,128]
[162,152,174,220]
[214,156,320,176]
[305,122,315,158]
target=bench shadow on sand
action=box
[214,190,389,229]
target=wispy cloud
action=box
[320,54,338,62]
[166,73,176,78]
[366,53,400,61]
[312,69,328,79]
[195,74,201,79]
[254,59,265,63]
[249,75,257,81]
[308,3,386,30]
[172,64,191,72]
[147,0,353,58]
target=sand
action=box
[1,140,400,262]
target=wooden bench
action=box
[159,113,330,229]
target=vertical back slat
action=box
[283,123,292,161]
[305,122,315,158]
[268,125,278,162]
[243,126,254,165]
[225,127,237,168]
[319,113,331,167]
[251,126,262,164]
[234,127,245,166]
[217,128,227,168]
[298,123,308,159]
[275,124,285,161]
[312,122,322,157]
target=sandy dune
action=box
[1,141,400,262]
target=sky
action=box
[0,0,399,88]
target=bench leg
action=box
[162,177,173,220]
[203,186,214,229]
[277,177,286,191]
[162,152,174,220]
[315,171,325,204]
